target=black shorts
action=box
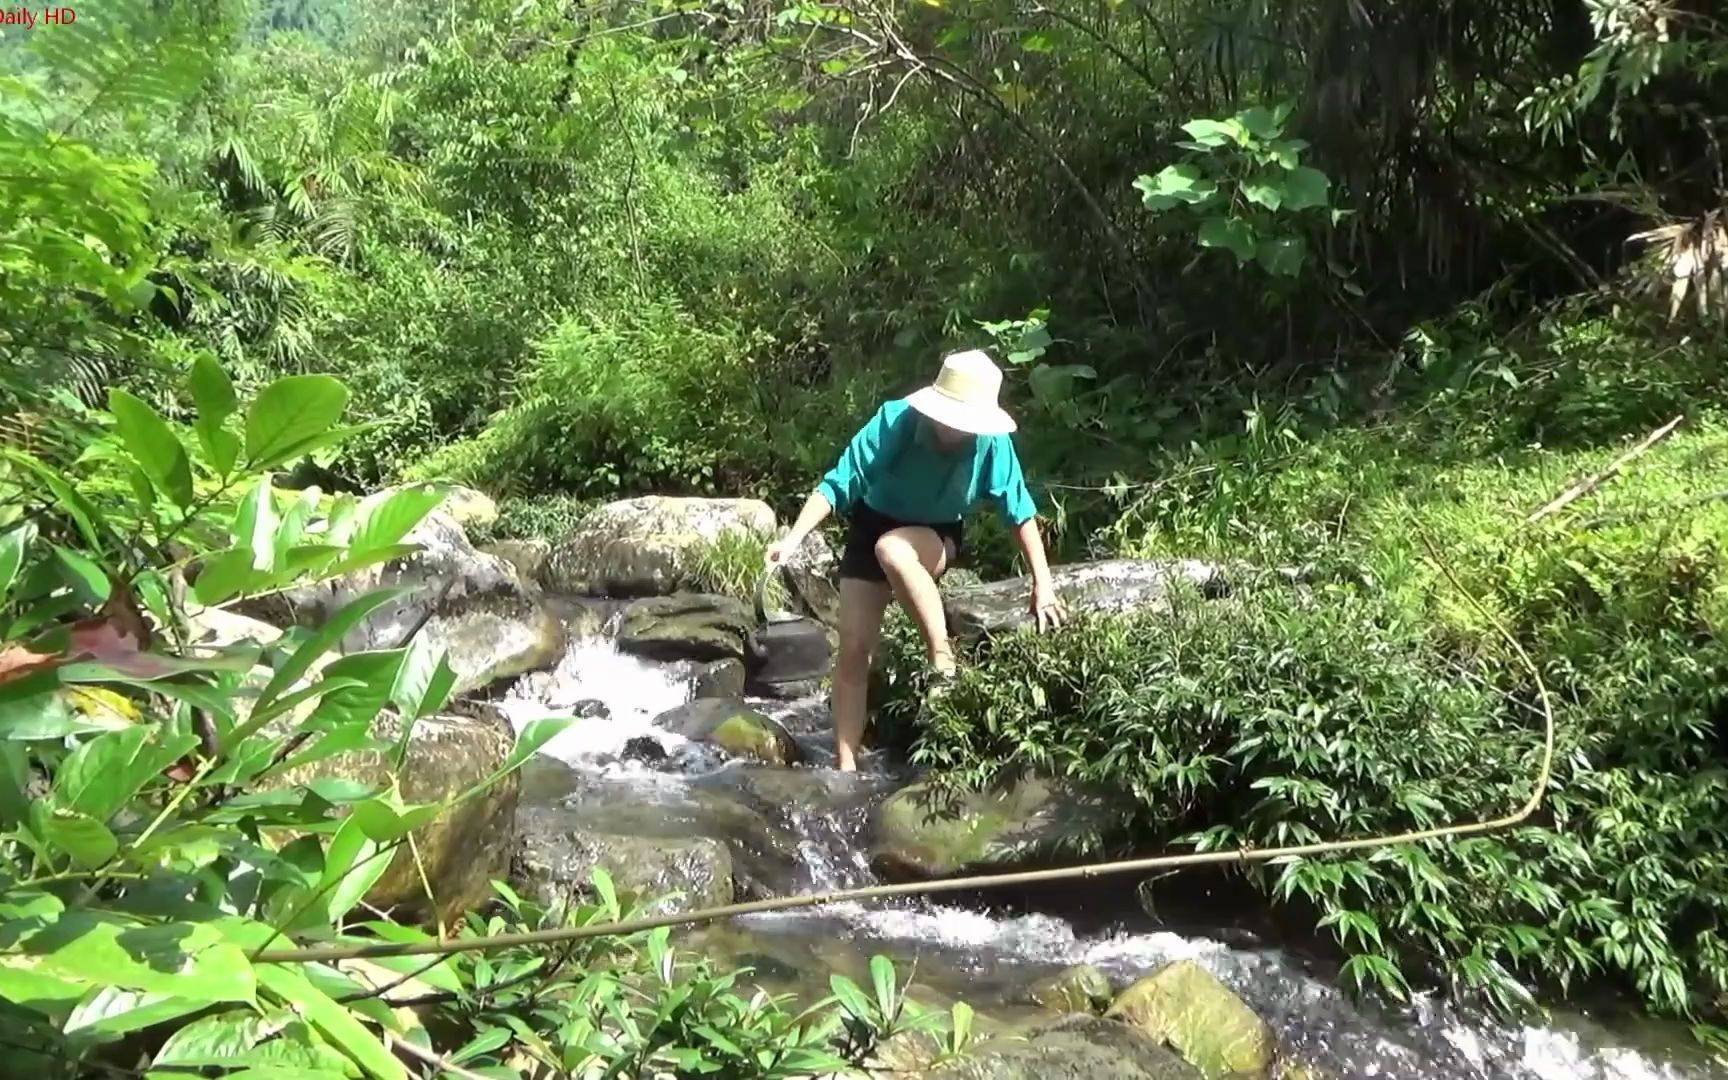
[839,502,964,583]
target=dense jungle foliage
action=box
[4,0,1728,1070]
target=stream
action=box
[493,631,1724,1079]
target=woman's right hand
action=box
[764,533,798,568]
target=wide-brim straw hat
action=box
[905,349,1017,436]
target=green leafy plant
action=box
[1134,103,1340,280]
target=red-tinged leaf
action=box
[68,617,145,666]
[97,578,153,651]
[0,644,60,686]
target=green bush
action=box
[881,561,1728,1022]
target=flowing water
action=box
[494,632,1725,1080]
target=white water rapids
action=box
[492,633,1723,1080]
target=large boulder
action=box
[944,559,1227,642]
[777,531,841,627]
[1106,960,1275,1079]
[919,1015,1201,1080]
[268,709,519,927]
[514,810,734,916]
[252,512,563,697]
[481,539,550,587]
[871,774,1123,880]
[654,698,803,767]
[616,594,752,664]
[545,496,775,597]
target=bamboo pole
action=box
[255,532,1556,966]
[1526,414,1685,524]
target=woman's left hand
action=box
[1030,581,1066,632]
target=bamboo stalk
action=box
[1526,414,1685,524]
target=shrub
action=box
[879,572,1728,1022]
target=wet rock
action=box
[871,774,1124,879]
[778,532,841,627]
[542,594,610,641]
[922,1015,1201,1079]
[654,698,803,766]
[545,496,775,597]
[691,658,747,699]
[617,593,753,664]
[747,676,827,701]
[246,510,562,697]
[570,698,610,719]
[267,709,517,927]
[482,538,549,586]
[622,735,668,764]
[1106,960,1274,1079]
[1023,964,1114,1014]
[514,810,733,916]
[944,559,1227,642]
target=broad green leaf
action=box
[347,795,444,844]
[0,690,105,740]
[389,634,455,720]
[271,723,388,779]
[951,1000,974,1046]
[0,520,36,599]
[871,954,898,1018]
[0,961,88,1010]
[0,914,256,1003]
[314,815,397,927]
[1281,165,1331,210]
[350,485,443,556]
[191,547,260,607]
[244,375,350,469]
[65,986,209,1040]
[287,650,405,737]
[1133,163,1216,210]
[1180,117,1243,148]
[236,475,279,573]
[1198,215,1258,262]
[319,543,421,579]
[246,589,405,733]
[1241,176,1284,210]
[154,1008,355,1074]
[108,389,194,509]
[190,354,238,424]
[42,811,119,867]
[1255,235,1307,277]
[53,545,111,604]
[828,974,872,1020]
[256,963,406,1080]
[54,725,199,822]
[1237,105,1278,139]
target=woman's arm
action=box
[1013,517,1065,631]
[767,491,834,565]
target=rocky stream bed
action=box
[235,491,1721,1079]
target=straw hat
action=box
[906,349,1017,436]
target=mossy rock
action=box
[925,1015,1201,1079]
[870,774,1122,879]
[1106,960,1274,1078]
[654,698,803,766]
[616,593,753,663]
[1023,964,1114,1014]
[513,814,734,916]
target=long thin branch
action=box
[385,1031,494,1080]
[1525,414,1685,524]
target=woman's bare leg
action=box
[873,527,955,675]
[832,576,892,772]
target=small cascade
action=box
[493,635,696,769]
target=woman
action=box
[765,349,1066,772]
